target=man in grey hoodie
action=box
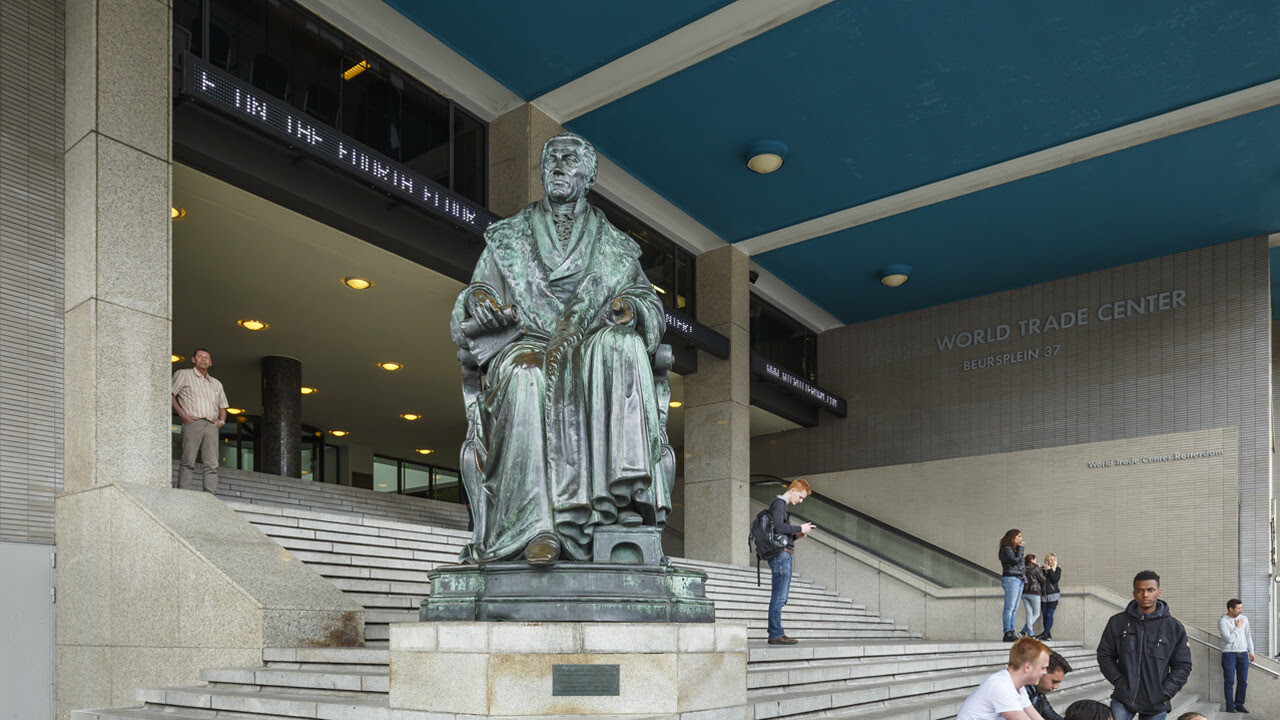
[1096,570,1192,720]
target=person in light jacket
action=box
[1039,554,1062,640]
[1218,598,1254,714]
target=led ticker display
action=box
[181,54,497,235]
[663,307,729,359]
[750,353,847,417]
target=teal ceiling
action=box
[383,1,1280,324]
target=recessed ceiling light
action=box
[400,413,421,421]
[300,387,317,395]
[377,361,403,371]
[225,407,245,415]
[171,206,187,220]
[415,448,434,455]
[342,277,374,290]
[237,319,269,331]
[669,401,683,408]
[745,140,788,174]
[171,354,184,363]
[879,264,912,288]
[329,430,349,437]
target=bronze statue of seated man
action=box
[450,132,675,566]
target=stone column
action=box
[682,245,751,565]
[487,103,564,215]
[63,0,173,492]
[260,356,302,478]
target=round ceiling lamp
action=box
[237,319,269,331]
[171,206,186,221]
[342,277,374,290]
[669,401,683,408]
[225,407,245,415]
[415,448,434,455]
[745,140,788,174]
[879,264,912,288]
[377,361,404,371]
[329,429,349,437]
[300,387,317,395]
[171,354,184,363]
[400,413,421,421]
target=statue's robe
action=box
[451,198,671,562]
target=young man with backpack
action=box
[760,479,816,645]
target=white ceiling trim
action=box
[593,155,842,331]
[532,0,834,123]
[294,0,523,121]
[738,77,1280,257]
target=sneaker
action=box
[1222,707,1237,713]
[1002,631,1017,642]
[767,635,798,645]
[1236,705,1249,714]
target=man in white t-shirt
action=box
[957,637,1052,720]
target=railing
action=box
[1187,635,1280,678]
[750,475,1001,588]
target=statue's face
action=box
[541,140,593,205]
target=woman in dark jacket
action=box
[1021,554,1046,637]
[998,529,1025,641]
[1039,553,1062,640]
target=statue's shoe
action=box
[524,533,561,566]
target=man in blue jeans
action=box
[767,479,816,645]
[1218,598,1254,713]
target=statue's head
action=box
[540,132,597,206]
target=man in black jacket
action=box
[766,479,815,645]
[1026,652,1073,720]
[1097,570,1193,720]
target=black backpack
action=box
[748,507,789,585]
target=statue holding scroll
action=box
[451,132,676,567]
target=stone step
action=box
[225,499,470,540]
[132,683,387,717]
[807,677,1113,720]
[751,650,1101,695]
[751,664,1110,720]
[202,666,389,693]
[746,638,1083,663]
[749,642,1094,675]
[264,647,391,666]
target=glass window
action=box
[433,468,461,503]
[373,456,399,493]
[183,0,488,206]
[750,293,817,380]
[403,462,431,496]
[323,444,339,484]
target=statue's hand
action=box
[544,327,581,374]
[609,297,636,327]
[467,289,517,333]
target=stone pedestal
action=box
[390,621,748,718]
[423,563,714,623]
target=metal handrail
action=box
[750,474,1001,582]
[1187,635,1280,678]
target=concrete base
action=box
[423,562,715,623]
[390,621,748,718]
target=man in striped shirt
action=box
[171,348,229,492]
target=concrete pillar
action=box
[682,245,752,565]
[487,103,564,216]
[63,0,173,492]
[260,356,302,478]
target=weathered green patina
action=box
[450,133,676,566]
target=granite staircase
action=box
[74,471,1159,719]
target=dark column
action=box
[260,356,302,478]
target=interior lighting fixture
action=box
[171,354,184,363]
[745,140,788,174]
[415,448,434,456]
[237,319,269,331]
[879,264,912,288]
[300,387,317,395]
[170,206,186,220]
[342,277,374,290]
[377,361,404,371]
[342,60,369,81]
[225,407,244,415]
[400,413,421,421]
[651,284,667,295]
[329,430,349,437]
[669,401,683,408]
